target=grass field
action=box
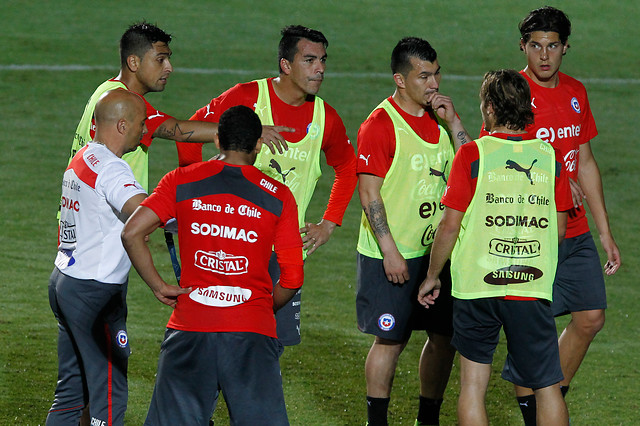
[1,0,639,424]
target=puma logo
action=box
[203,104,214,119]
[148,110,165,120]
[359,154,370,166]
[505,159,537,185]
[531,97,537,109]
[269,159,295,183]
[429,160,449,184]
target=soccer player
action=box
[47,89,168,425]
[187,25,357,347]
[121,105,303,425]
[479,7,622,423]
[419,69,572,426]
[67,21,223,192]
[355,37,471,426]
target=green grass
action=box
[1,0,639,424]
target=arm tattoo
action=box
[156,122,195,141]
[364,199,391,238]
[456,130,469,145]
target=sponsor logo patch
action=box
[189,285,252,307]
[194,250,249,275]
[378,313,395,331]
[489,238,541,259]
[483,265,543,285]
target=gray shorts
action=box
[552,231,607,316]
[46,268,129,426]
[356,253,453,342]
[145,330,288,426]
[452,298,563,390]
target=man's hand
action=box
[300,219,337,255]
[569,178,586,208]
[601,234,621,276]
[427,92,457,123]
[417,276,441,308]
[261,125,295,154]
[383,250,410,284]
[152,282,192,308]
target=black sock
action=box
[366,396,390,426]
[560,385,570,398]
[516,395,537,426]
[417,396,443,425]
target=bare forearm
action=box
[579,159,612,237]
[447,116,472,151]
[273,285,299,312]
[154,119,218,142]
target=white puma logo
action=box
[359,154,370,166]
[203,104,214,119]
[531,97,537,109]
[148,110,165,120]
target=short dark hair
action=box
[519,6,571,44]
[391,37,438,76]
[120,21,172,67]
[218,106,262,153]
[480,69,534,131]
[278,25,328,73]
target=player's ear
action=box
[562,43,569,55]
[519,38,526,52]
[126,55,140,72]
[255,137,264,153]
[280,58,291,75]
[213,133,221,150]
[117,118,127,135]
[393,73,406,89]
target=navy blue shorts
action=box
[145,330,288,426]
[552,231,607,316]
[356,253,453,342]
[452,298,563,389]
[269,252,302,346]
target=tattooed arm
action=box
[358,173,410,284]
[153,117,218,142]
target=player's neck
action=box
[523,67,560,89]
[116,71,148,96]
[392,90,427,117]
[488,125,526,135]
[216,151,254,166]
[272,76,308,107]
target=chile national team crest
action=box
[570,97,581,113]
[116,330,129,348]
[378,313,396,331]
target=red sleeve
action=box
[554,150,573,211]
[319,103,357,225]
[356,108,396,177]
[442,142,479,212]
[274,188,304,289]
[140,168,178,225]
[179,83,261,167]
[579,94,598,144]
[142,98,172,148]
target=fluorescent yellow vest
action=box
[357,99,454,259]
[69,80,150,191]
[253,79,325,228]
[451,136,559,300]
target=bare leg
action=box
[558,309,605,385]
[457,355,490,426]
[365,336,407,397]
[534,385,569,426]
[419,332,456,398]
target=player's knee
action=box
[573,309,605,337]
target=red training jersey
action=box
[142,161,303,337]
[356,96,444,177]
[185,78,357,225]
